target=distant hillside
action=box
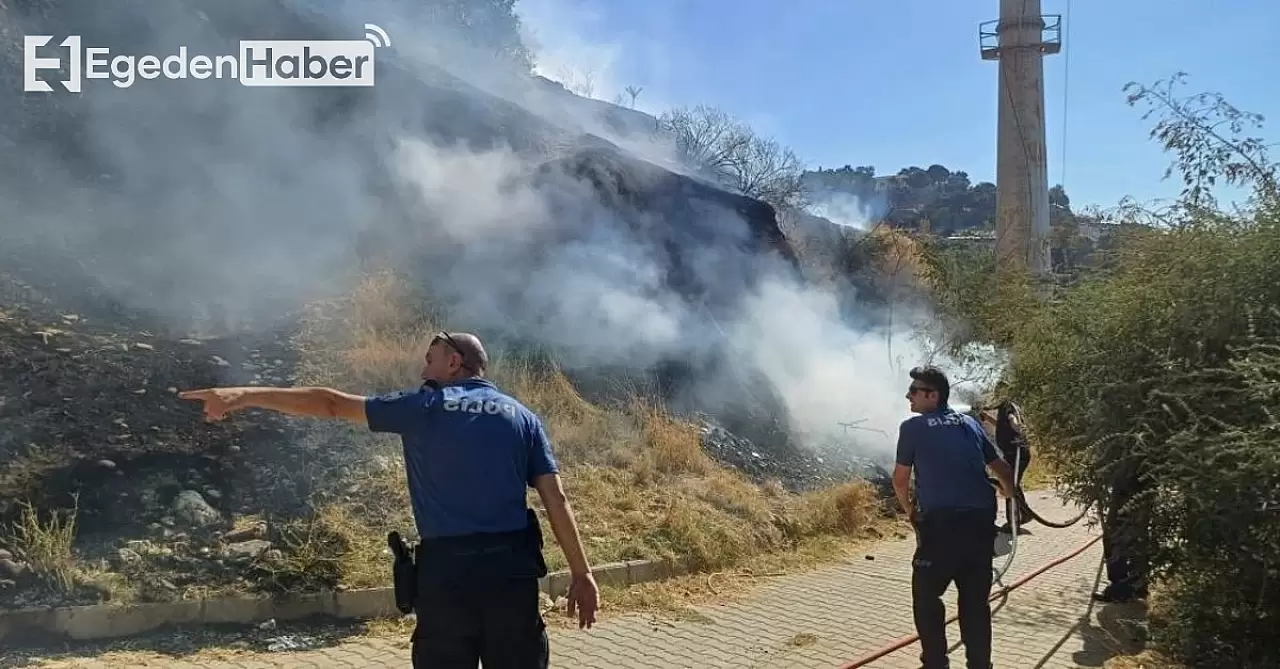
[802,164,1108,270]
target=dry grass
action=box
[868,226,929,286]
[265,504,392,591]
[4,496,80,595]
[282,270,888,589]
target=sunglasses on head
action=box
[432,332,474,371]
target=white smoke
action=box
[519,0,623,102]
[0,0,999,466]
[807,190,887,231]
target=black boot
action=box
[1092,583,1139,603]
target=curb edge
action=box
[0,557,692,643]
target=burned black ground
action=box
[0,259,888,611]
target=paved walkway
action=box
[33,495,1130,668]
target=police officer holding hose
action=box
[180,331,598,669]
[892,366,1017,669]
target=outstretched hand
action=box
[178,388,245,421]
[566,572,599,629]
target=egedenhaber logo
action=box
[23,23,392,92]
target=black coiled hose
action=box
[1015,486,1089,528]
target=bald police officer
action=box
[180,331,598,669]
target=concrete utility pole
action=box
[980,0,1062,274]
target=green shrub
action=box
[926,73,1280,668]
[1009,214,1280,667]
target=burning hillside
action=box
[0,0,911,615]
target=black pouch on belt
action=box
[388,531,416,614]
[524,508,549,579]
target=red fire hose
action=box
[835,534,1103,669]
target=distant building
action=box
[939,229,997,250]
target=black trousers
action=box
[912,507,997,669]
[411,576,549,669]
[1102,527,1142,593]
[1101,478,1150,595]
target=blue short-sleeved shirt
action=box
[895,407,1000,513]
[364,378,559,539]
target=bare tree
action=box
[727,135,805,209]
[656,105,806,209]
[657,106,748,175]
[624,85,643,107]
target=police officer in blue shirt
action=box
[180,331,599,669]
[892,366,1016,669]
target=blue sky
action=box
[520,0,1277,211]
